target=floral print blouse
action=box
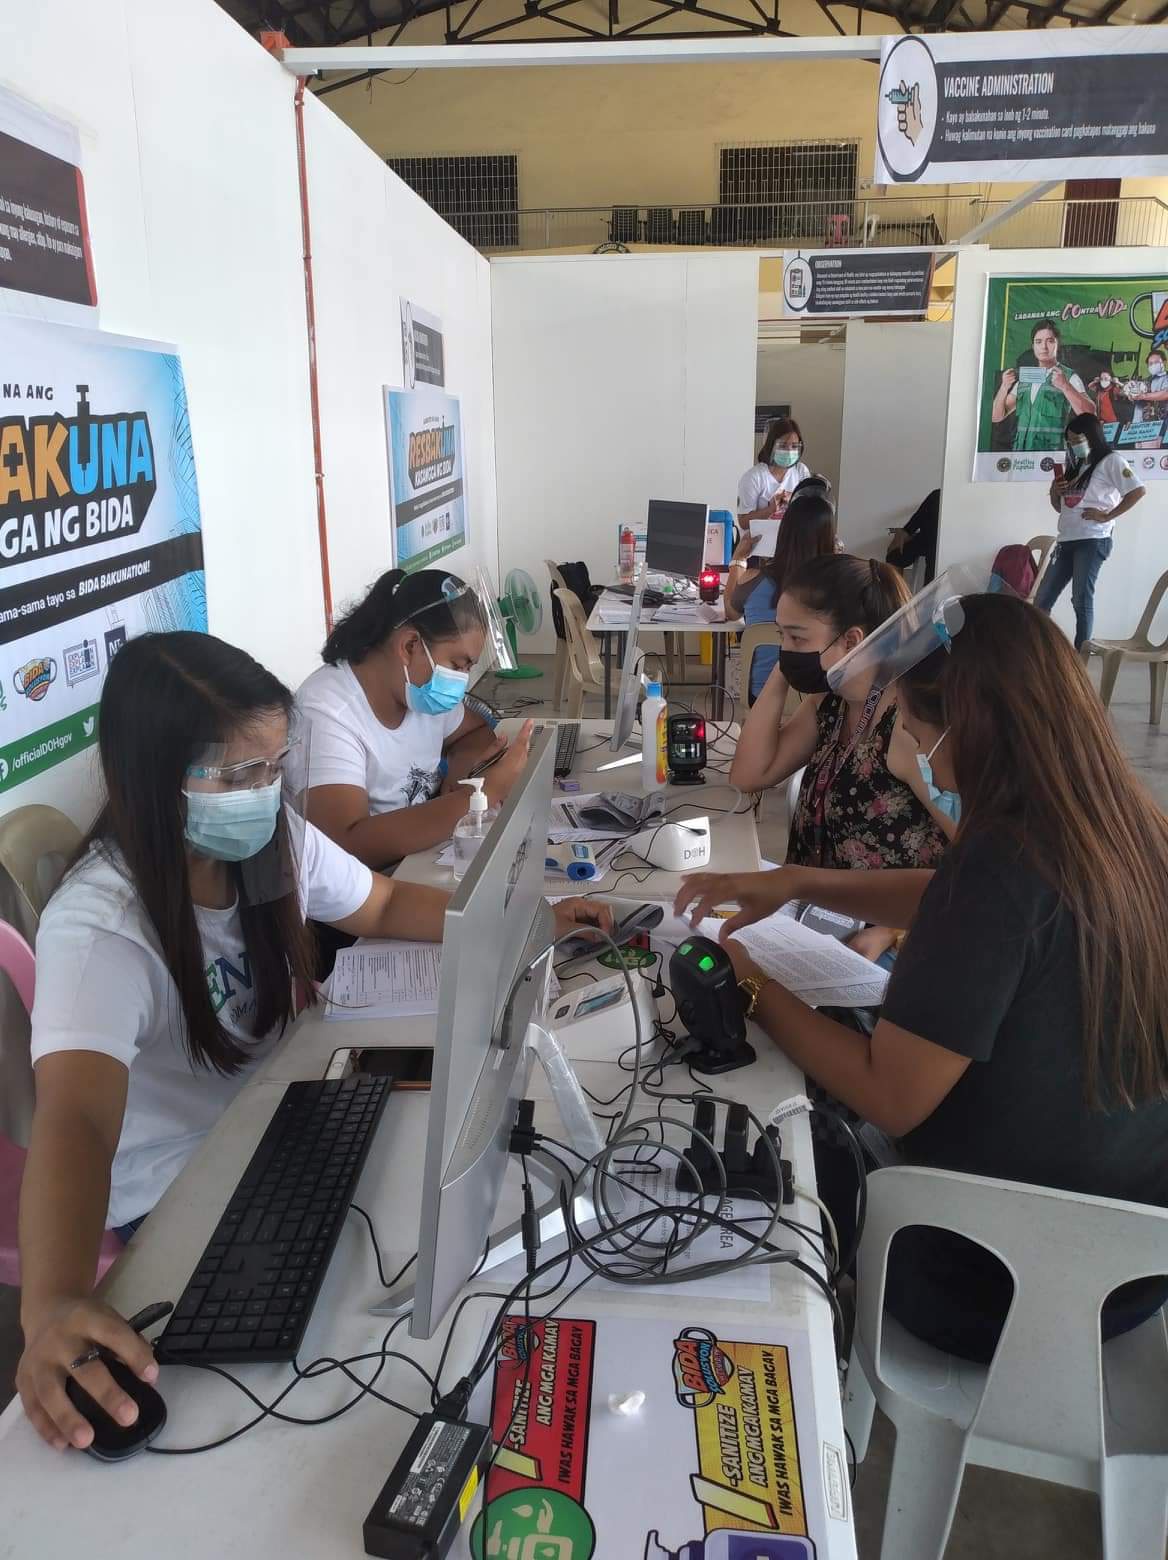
[788,694,949,871]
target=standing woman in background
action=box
[1036,412,1146,651]
[736,417,811,532]
[724,491,837,703]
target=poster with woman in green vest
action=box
[976,276,1168,482]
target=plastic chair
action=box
[1081,568,1168,725]
[1025,533,1057,603]
[826,212,851,246]
[844,1165,1168,1560]
[553,587,609,719]
[0,918,122,1287]
[0,804,82,929]
[738,622,782,708]
[545,560,571,712]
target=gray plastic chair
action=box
[845,1165,1168,1559]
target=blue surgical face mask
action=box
[184,778,282,861]
[1067,439,1090,465]
[404,640,470,717]
[915,730,961,824]
[772,448,800,469]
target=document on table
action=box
[748,517,780,558]
[650,602,724,625]
[696,911,889,1009]
[325,940,442,1020]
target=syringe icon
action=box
[885,84,914,105]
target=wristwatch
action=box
[738,972,771,1019]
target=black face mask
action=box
[778,631,843,696]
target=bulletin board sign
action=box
[385,385,468,573]
[781,250,933,319]
[401,299,445,388]
[0,86,96,314]
[457,1313,847,1559]
[875,28,1168,186]
[975,276,1168,483]
[0,318,206,790]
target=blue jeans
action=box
[1035,536,1113,649]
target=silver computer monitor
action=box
[401,727,557,1339]
[645,498,709,581]
[610,566,646,754]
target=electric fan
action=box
[496,568,544,681]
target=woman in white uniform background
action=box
[1035,413,1147,650]
[16,631,609,1453]
[736,416,811,532]
[296,568,535,868]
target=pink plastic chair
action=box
[0,920,122,1286]
[826,212,851,246]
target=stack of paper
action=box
[748,518,780,558]
[695,911,889,1009]
[325,940,442,1020]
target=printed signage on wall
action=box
[401,300,445,389]
[781,249,934,318]
[974,275,1168,482]
[0,86,96,313]
[0,318,206,789]
[875,28,1168,185]
[384,384,467,573]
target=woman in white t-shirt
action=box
[16,631,610,1454]
[298,569,532,869]
[736,417,811,534]
[1036,413,1147,650]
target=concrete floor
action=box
[1,652,1163,1558]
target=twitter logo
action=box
[82,716,95,738]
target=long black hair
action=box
[77,632,317,1075]
[1064,412,1112,487]
[322,568,482,666]
[764,492,837,594]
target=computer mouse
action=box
[64,1349,167,1461]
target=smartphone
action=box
[325,1046,434,1086]
[468,745,507,781]
[1053,461,1065,481]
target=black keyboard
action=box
[156,1077,390,1365]
[554,722,580,777]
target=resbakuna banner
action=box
[384,385,467,573]
[875,26,1168,184]
[0,318,206,790]
[975,276,1168,483]
[781,249,933,318]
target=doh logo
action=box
[407,417,456,488]
[672,1327,736,1409]
[0,384,156,564]
[13,656,57,703]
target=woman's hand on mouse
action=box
[16,1296,158,1450]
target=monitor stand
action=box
[370,1022,623,1316]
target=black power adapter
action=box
[363,1413,491,1559]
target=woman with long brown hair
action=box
[681,589,1168,1361]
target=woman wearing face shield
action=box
[296,568,536,868]
[15,631,610,1454]
[680,589,1168,1364]
[736,417,811,533]
[731,553,952,965]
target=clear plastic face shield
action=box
[182,707,311,904]
[824,560,1010,704]
[397,570,516,696]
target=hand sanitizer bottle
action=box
[451,777,498,880]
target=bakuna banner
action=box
[0,318,205,789]
[384,384,467,574]
[875,27,1168,185]
[975,276,1168,484]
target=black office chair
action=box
[644,207,675,245]
[609,206,641,245]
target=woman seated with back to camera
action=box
[679,590,1168,1362]
[731,553,952,965]
[723,488,837,706]
[296,568,535,870]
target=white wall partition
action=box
[0,0,497,823]
[491,251,758,653]
[838,320,952,559]
[939,246,1168,644]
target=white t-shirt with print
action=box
[1059,452,1143,543]
[295,661,465,815]
[736,460,812,518]
[31,821,373,1228]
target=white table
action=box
[0,743,854,1558]
[587,592,744,722]
[395,719,761,904]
